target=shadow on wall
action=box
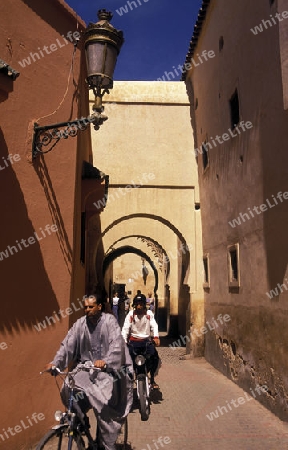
[185,78,199,162]
[0,75,14,102]
[261,108,288,293]
[83,213,106,297]
[35,155,73,273]
[178,284,190,336]
[0,128,59,335]
[94,232,105,294]
[21,0,83,41]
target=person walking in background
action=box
[112,292,119,321]
[146,292,155,312]
[118,292,126,329]
[133,289,146,305]
[124,292,131,315]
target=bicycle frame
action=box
[41,363,99,449]
[39,361,129,449]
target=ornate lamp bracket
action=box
[32,111,107,159]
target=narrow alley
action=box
[126,340,288,450]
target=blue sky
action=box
[65,0,202,81]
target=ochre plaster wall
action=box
[0,1,93,447]
[185,0,288,420]
[90,81,204,344]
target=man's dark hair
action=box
[87,291,113,314]
[87,294,104,306]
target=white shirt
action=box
[112,296,119,306]
[121,309,159,343]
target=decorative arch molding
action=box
[102,213,187,244]
[105,234,165,258]
[103,245,159,292]
[105,234,170,279]
[101,214,190,284]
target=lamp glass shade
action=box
[86,42,118,89]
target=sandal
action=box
[151,382,159,389]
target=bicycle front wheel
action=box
[36,425,85,450]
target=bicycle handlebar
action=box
[40,366,60,376]
[40,362,103,376]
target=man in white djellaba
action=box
[44,294,133,450]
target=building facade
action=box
[0,0,107,447]
[89,81,204,350]
[184,0,288,420]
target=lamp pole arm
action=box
[32,111,107,159]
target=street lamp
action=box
[84,9,124,112]
[32,9,124,159]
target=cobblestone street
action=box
[126,341,288,450]
[31,340,288,450]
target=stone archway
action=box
[91,213,192,336]
[102,244,161,320]
[103,244,159,292]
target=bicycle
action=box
[36,362,128,450]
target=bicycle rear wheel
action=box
[36,426,85,449]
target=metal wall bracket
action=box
[32,111,108,159]
[0,59,20,80]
